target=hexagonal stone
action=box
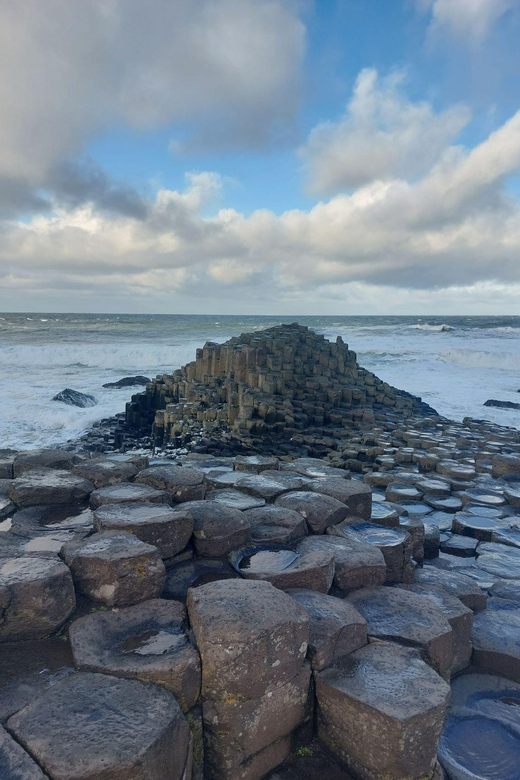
[103,453,150,470]
[425,511,454,532]
[93,502,193,559]
[90,482,171,509]
[472,603,520,683]
[437,461,477,482]
[504,485,520,508]
[61,531,165,607]
[425,495,463,513]
[0,724,46,779]
[370,501,400,527]
[234,455,279,472]
[395,583,473,675]
[275,492,348,534]
[205,470,249,490]
[452,512,502,542]
[492,527,520,549]
[424,523,441,559]
[298,534,386,591]
[244,506,307,545]
[490,580,520,602]
[283,459,348,479]
[385,483,423,503]
[316,642,450,780]
[72,459,139,488]
[440,534,478,558]
[309,478,372,520]
[163,558,237,602]
[10,468,94,508]
[7,672,190,780]
[462,488,507,509]
[492,454,520,480]
[0,557,75,642]
[231,545,334,593]
[330,522,413,584]
[414,567,487,612]
[69,599,200,712]
[13,449,82,476]
[416,478,451,497]
[206,489,266,511]
[234,473,298,501]
[398,500,433,519]
[477,550,520,580]
[287,589,367,670]
[135,465,205,503]
[176,500,250,557]
[202,664,311,780]
[399,516,425,562]
[347,586,453,677]
[187,579,309,700]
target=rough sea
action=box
[1,313,519,450]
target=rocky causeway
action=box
[1,323,520,779]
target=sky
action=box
[1,0,520,315]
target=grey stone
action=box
[10,468,94,508]
[414,566,487,612]
[316,642,450,780]
[234,455,280,473]
[93,502,193,559]
[0,724,46,779]
[90,482,171,509]
[73,459,139,488]
[472,603,520,683]
[13,449,82,476]
[309,478,372,520]
[69,598,201,712]
[135,465,205,503]
[206,489,266,511]
[0,556,75,642]
[329,522,413,584]
[61,531,165,607]
[177,500,250,557]
[298,534,386,591]
[232,545,335,593]
[52,388,97,407]
[163,558,237,602]
[244,506,307,545]
[275,492,348,534]
[7,672,190,780]
[347,586,453,678]
[287,589,367,670]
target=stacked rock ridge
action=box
[124,323,437,450]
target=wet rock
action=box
[426,495,463,513]
[10,468,94,508]
[386,483,423,503]
[275,492,348,534]
[316,642,450,780]
[472,604,520,683]
[235,455,280,473]
[89,482,171,508]
[103,375,151,388]
[425,511,454,532]
[0,557,75,642]
[135,465,205,503]
[0,724,46,779]
[13,449,82,476]
[177,500,250,557]
[484,399,520,410]
[298,534,386,591]
[244,506,307,545]
[452,513,501,542]
[436,461,478,482]
[394,583,473,675]
[204,470,243,490]
[399,516,425,562]
[492,454,520,480]
[234,473,301,501]
[7,672,191,780]
[93,502,193,559]
[414,567,487,612]
[347,586,453,677]
[283,459,348,480]
[0,497,15,521]
[69,598,201,712]
[330,522,413,584]
[72,459,139,488]
[462,488,507,509]
[504,484,520,508]
[309,479,372,520]
[61,531,166,607]
[490,580,520,601]
[370,501,400,527]
[52,388,97,407]
[476,550,520,580]
[202,664,312,780]
[187,579,309,701]
[440,534,479,558]
[287,589,367,670]
[206,489,266,511]
[424,523,441,559]
[415,478,451,497]
[232,545,334,593]
[163,558,237,602]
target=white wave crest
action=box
[442,349,520,371]
[409,323,454,332]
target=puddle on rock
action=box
[119,629,186,656]
[239,548,299,573]
[440,716,520,780]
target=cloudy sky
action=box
[1,0,520,314]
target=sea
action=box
[1,313,519,450]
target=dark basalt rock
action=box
[103,375,151,388]
[52,388,97,407]
[0,724,47,779]
[484,399,520,410]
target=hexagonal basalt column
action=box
[472,601,520,683]
[61,531,165,607]
[329,522,414,583]
[414,566,487,612]
[231,544,335,593]
[69,599,201,712]
[7,672,191,780]
[135,465,205,503]
[275,491,348,534]
[316,642,450,780]
[298,534,386,591]
[245,505,308,545]
[72,459,139,488]
[89,482,171,509]
[347,586,453,678]
[9,468,94,508]
[93,502,193,559]
[309,479,372,520]
[0,557,75,642]
[177,500,250,557]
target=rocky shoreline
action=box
[2,323,520,779]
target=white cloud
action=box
[299,69,470,194]
[0,0,304,214]
[3,103,520,313]
[420,0,518,44]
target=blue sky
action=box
[1,0,520,314]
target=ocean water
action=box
[1,314,519,450]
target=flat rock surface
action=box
[414,566,487,612]
[297,534,386,591]
[10,468,94,508]
[245,505,308,545]
[0,724,46,779]
[135,465,205,503]
[7,671,190,780]
[73,459,139,488]
[176,500,250,557]
[472,605,520,683]
[163,557,237,602]
[275,491,348,534]
[90,482,171,508]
